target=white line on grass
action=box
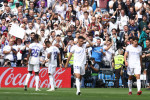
[0,92,48,95]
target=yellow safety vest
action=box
[67,53,74,65]
[114,55,124,69]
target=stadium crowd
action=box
[0,0,150,88]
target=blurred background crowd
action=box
[0,0,150,88]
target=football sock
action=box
[49,75,54,90]
[137,79,141,92]
[25,73,31,86]
[128,80,132,92]
[76,78,80,93]
[35,76,39,90]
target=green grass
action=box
[0,88,150,100]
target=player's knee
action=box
[135,75,140,79]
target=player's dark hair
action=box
[45,40,51,44]
[31,32,35,35]
[88,32,93,37]
[132,37,139,41]
[34,34,39,41]
[128,37,133,40]
[78,36,85,40]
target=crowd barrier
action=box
[0,67,71,88]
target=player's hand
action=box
[125,61,128,67]
[60,64,63,68]
[65,64,68,69]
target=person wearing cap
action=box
[11,1,20,15]
[112,48,124,88]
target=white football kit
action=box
[28,43,44,72]
[126,45,142,75]
[70,44,86,75]
[47,46,60,74]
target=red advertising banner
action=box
[0,67,71,88]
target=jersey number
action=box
[31,49,39,57]
[54,52,57,60]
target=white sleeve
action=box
[29,44,32,49]
[70,46,75,53]
[40,45,44,53]
[3,46,7,51]
[57,48,60,53]
[140,47,142,56]
[126,45,129,52]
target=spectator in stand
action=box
[3,38,17,67]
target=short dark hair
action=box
[31,32,35,35]
[45,40,51,44]
[88,32,93,37]
[129,37,133,40]
[146,38,150,42]
[132,36,139,41]
[78,36,85,40]
[34,34,39,40]
[84,11,89,15]
[112,28,117,32]
[41,29,45,32]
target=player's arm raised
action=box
[65,52,72,69]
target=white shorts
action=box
[28,64,40,72]
[48,66,56,75]
[127,67,141,75]
[73,65,85,75]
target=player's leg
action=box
[135,67,142,95]
[75,73,81,95]
[24,64,33,91]
[34,64,40,91]
[47,66,55,91]
[73,66,82,95]
[127,67,134,95]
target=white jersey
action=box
[47,46,60,67]
[126,45,142,68]
[29,43,44,64]
[70,44,86,66]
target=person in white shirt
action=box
[45,41,62,91]
[3,38,17,67]
[24,34,44,91]
[124,37,142,95]
[65,35,93,95]
[26,22,36,35]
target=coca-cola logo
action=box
[0,67,71,88]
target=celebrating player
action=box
[65,35,93,95]
[124,37,142,95]
[45,41,62,91]
[24,34,44,91]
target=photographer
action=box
[84,57,100,88]
[142,38,150,89]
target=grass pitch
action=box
[0,88,150,100]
